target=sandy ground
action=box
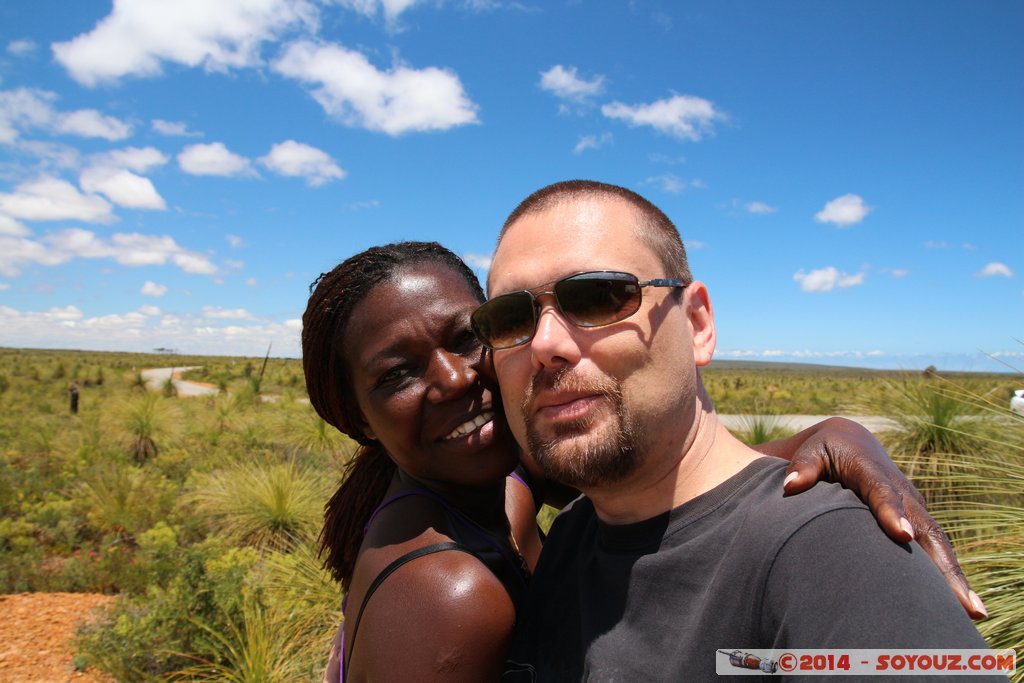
[0,593,115,682]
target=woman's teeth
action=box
[443,411,494,441]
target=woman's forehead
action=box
[343,263,480,355]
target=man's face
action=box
[488,195,714,490]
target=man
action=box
[473,180,997,680]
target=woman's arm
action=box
[754,416,986,620]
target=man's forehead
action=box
[488,199,659,294]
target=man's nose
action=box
[529,298,583,369]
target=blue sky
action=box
[0,1,1020,371]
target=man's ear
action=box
[685,280,716,367]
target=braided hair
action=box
[302,241,484,589]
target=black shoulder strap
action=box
[344,541,477,677]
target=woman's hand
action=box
[755,416,987,620]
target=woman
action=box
[303,242,976,682]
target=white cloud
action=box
[642,173,704,195]
[7,39,37,57]
[12,140,81,169]
[814,193,871,227]
[644,173,685,194]
[74,146,168,211]
[57,109,133,140]
[141,280,168,297]
[51,0,318,87]
[573,132,612,154]
[245,277,257,287]
[881,268,909,278]
[151,119,201,137]
[178,142,254,176]
[0,176,114,223]
[80,167,166,210]
[925,240,949,249]
[226,234,243,248]
[224,259,245,270]
[462,252,491,270]
[0,303,306,356]
[92,146,169,173]
[745,201,777,215]
[793,266,866,293]
[0,229,216,277]
[258,140,345,186]
[539,65,605,102]
[346,199,380,210]
[601,94,721,141]
[171,251,218,274]
[0,88,58,143]
[0,283,9,290]
[0,87,134,143]
[202,305,254,320]
[977,262,1013,278]
[0,213,30,237]
[273,40,479,136]
[336,0,423,23]
[648,152,686,165]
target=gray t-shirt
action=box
[506,457,998,681]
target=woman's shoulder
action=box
[346,532,516,681]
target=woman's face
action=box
[343,262,518,489]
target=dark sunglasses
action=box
[471,270,688,350]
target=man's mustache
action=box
[521,367,623,415]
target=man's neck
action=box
[585,405,764,525]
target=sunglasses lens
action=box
[555,273,641,327]
[472,291,536,349]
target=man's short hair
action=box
[499,179,693,283]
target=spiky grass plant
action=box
[117,392,179,463]
[732,411,796,446]
[169,598,310,683]
[883,374,1024,664]
[188,460,331,552]
[76,461,166,540]
[256,541,343,673]
[909,443,1024,659]
[855,376,1004,506]
[279,405,357,468]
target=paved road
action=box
[717,414,899,434]
[140,367,218,397]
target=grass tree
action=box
[857,376,1004,506]
[169,596,311,682]
[117,393,178,463]
[187,460,331,552]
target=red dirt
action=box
[0,593,115,682]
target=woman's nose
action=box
[426,349,476,402]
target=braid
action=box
[302,241,484,588]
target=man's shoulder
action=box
[688,457,870,540]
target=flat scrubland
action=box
[1,347,1021,681]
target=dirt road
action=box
[140,367,218,397]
